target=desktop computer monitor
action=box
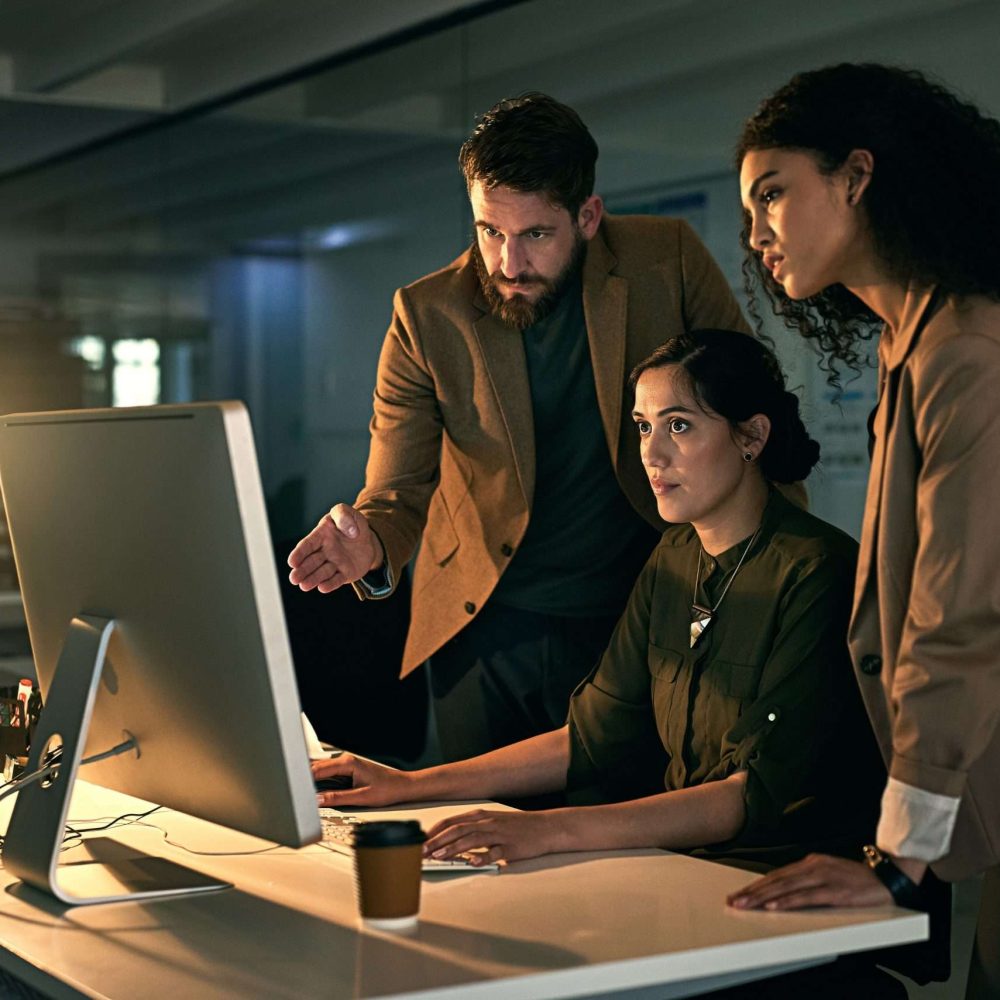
[0,401,321,905]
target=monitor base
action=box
[2,614,230,906]
[54,838,230,905]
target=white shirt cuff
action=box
[350,525,393,598]
[876,776,961,862]
[356,565,393,598]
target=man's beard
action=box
[473,233,587,330]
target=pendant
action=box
[690,604,714,648]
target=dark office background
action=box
[4,0,999,539]
[0,0,996,760]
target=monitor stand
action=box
[2,614,230,906]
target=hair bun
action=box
[760,389,820,483]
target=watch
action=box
[862,844,926,910]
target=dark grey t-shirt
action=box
[491,276,658,617]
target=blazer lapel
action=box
[582,231,627,465]
[851,285,940,635]
[852,359,892,629]
[472,300,535,507]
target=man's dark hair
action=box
[458,92,598,216]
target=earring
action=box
[743,452,754,463]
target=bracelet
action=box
[862,844,926,910]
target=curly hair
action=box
[458,92,598,216]
[629,329,820,484]
[735,63,1000,390]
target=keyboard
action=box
[319,811,499,872]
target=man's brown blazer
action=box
[354,214,748,676]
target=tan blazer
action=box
[355,215,748,676]
[850,287,1000,880]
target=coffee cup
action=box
[352,820,426,929]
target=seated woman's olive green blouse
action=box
[566,489,885,869]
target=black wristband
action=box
[862,845,926,910]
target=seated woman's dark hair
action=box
[735,63,1000,389]
[629,329,819,484]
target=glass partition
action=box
[2,0,999,546]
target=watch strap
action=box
[862,844,926,910]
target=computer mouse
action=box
[315,775,353,792]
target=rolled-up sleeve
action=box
[567,554,668,803]
[706,547,882,847]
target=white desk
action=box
[0,781,925,999]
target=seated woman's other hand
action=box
[423,808,567,866]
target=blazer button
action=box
[860,654,882,676]
[500,543,514,557]
[464,601,476,615]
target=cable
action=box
[0,761,57,804]
[80,737,137,767]
[65,806,162,837]
[0,737,146,863]
[0,739,286,864]
[0,735,138,805]
[61,806,164,852]
[62,809,287,859]
[157,831,286,858]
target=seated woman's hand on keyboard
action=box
[423,808,566,866]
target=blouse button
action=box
[766,708,780,723]
[859,654,883,676]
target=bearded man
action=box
[289,93,748,762]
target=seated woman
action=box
[314,328,884,883]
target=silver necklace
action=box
[690,526,762,649]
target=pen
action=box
[15,679,31,728]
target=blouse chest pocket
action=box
[712,659,763,701]
[647,643,685,682]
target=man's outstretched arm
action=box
[289,286,445,597]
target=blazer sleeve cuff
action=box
[876,776,961,862]
[889,752,968,798]
[350,529,395,600]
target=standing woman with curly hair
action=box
[728,63,1000,998]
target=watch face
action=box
[862,844,883,869]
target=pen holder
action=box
[0,685,42,781]
[0,700,30,757]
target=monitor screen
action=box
[0,402,320,904]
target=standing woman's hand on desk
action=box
[727,853,897,910]
[312,755,419,808]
